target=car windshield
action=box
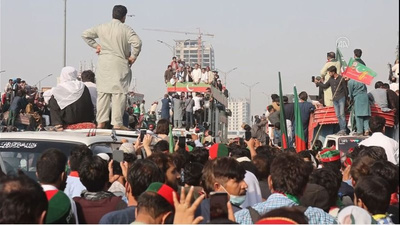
[0,140,115,181]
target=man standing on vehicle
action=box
[320,52,341,107]
[82,5,142,130]
[315,66,348,135]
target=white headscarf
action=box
[46,66,85,110]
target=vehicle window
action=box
[0,140,81,180]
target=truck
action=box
[167,82,229,143]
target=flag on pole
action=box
[343,58,377,85]
[293,85,306,152]
[169,124,174,153]
[336,47,348,74]
[278,72,289,149]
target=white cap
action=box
[119,143,135,154]
[97,153,110,161]
[390,83,399,92]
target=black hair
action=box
[299,91,308,101]
[369,116,386,133]
[202,157,246,195]
[327,66,337,73]
[190,147,209,165]
[354,49,362,58]
[155,119,170,135]
[173,149,190,172]
[370,160,399,194]
[123,153,137,166]
[239,161,258,177]
[271,94,279,101]
[298,150,312,161]
[357,146,387,161]
[79,156,109,192]
[355,175,391,215]
[36,148,67,184]
[375,81,384,89]
[184,162,203,186]
[112,5,127,21]
[69,145,93,171]
[270,152,310,197]
[230,147,251,159]
[81,70,95,83]
[382,83,390,89]
[137,192,174,220]
[153,140,169,153]
[283,96,289,103]
[327,52,336,59]
[148,152,174,179]
[0,175,48,223]
[309,168,342,210]
[127,159,165,200]
[350,156,375,184]
[253,154,270,181]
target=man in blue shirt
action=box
[234,152,336,224]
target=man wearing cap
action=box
[133,182,176,224]
[319,52,341,107]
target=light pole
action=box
[262,92,270,105]
[217,67,237,87]
[35,74,53,91]
[157,40,175,57]
[0,70,5,73]
[241,81,260,121]
[63,0,67,67]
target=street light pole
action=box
[157,40,174,57]
[241,81,260,122]
[63,0,67,67]
[217,67,237,87]
[35,74,53,91]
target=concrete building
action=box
[228,98,250,132]
[175,40,215,69]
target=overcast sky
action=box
[1,0,398,115]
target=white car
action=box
[0,129,139,180]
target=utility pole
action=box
[241,82,260,121]
[63,0,67,67]
[217,67,237,87]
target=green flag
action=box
[169,124,174,153]
[278,72,289,149]
[294,85,306,152]
[336,47,347,73]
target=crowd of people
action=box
[1,114,399,224]
[1,4,400,225]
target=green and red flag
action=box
[293,85,306,152]
[343,58,377,85]
[169,124,174,153]
[336,47,348,74]
[278,72,289,149]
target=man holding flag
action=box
[320,52,341,106]
[315,66,348,135]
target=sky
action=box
[1,0,399,116]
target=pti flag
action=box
[293,85,306,152]
[343,58,377,85]
[278,72,289,149]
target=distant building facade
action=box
[228,98,250,131]
[175,40,215,69]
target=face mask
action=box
[220,184,246,206]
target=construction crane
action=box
[143,28,214,66]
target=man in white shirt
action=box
[200,68,208,83]
[359,116,399,165]
[191,64,202,84]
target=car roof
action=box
[0,129,138,146]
